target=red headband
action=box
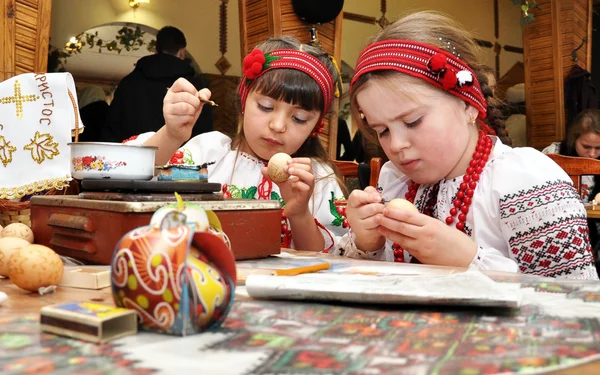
[239,49,334,124]
[351,40,487,119]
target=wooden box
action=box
[30,196,281,264]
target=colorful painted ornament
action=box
[111,200,236,336]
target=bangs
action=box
[252,69,324,112]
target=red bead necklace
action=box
[393,130,493,263]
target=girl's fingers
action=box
[196,88,212,102]
[376,226,416,249]
[359,214,382,230]
[287,167,314,185]
[377,214,421,239]
[289,157,311,166]
[167,102,198,117]
[170,78,198,95]
[286,162,311,173]
[348,190,383,207]
[166,92,200,108]
[292,180,311,192]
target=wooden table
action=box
[1,272,600,374]
[0,277,112,316]
[587,204,600,219]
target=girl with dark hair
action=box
[125,36,346,253]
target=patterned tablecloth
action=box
[1,273,600,375]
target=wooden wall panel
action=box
[1,0,17,81]
[239,0,343,159]
[205,74,241,138]
[524,0,593,149]
[0,0,51,81]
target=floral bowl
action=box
[68,142,157,180]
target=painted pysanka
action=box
[111,201,236,336]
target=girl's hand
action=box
[262,157,314,218]
[377,208,477,267]
[346,186,386,251]
[163,78,211,144]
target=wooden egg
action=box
[8,244,64,292]
[267,153,292,183]
[0,237,30,277]
[388,198,419,212]
[1,223,34,243]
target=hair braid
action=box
[475,68,512,146]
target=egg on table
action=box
[387,198,419,212]
[8,244,64,292]
[0,237,30,277]
[1,223,34,243]
[267,153,292,183]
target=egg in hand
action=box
[268,153,292,183]
[387,198,419,212]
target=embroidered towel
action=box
[0,73,82,200]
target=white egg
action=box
[388,198,419,212]
[0,237,30,277]
[268,153,292,183]
[594,193,600,204]
[1,223,34,243]
[8,244,64,292]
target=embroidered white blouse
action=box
[126,131,347,251]
[333,137,599,280]
[542,142,595,202]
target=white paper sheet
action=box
[245,271,521,308]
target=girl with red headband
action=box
[333,11,598,279]
[125,36,346,252]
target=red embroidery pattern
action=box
[257,176,272,200]
[501,180,596,277]
[121,135,139,143]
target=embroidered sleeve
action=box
[469,246,519,273]
[331,230,389,260]
[500,179,598,280]
[541,142,560,155]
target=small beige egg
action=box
[268,152,292,183]
[1,223,34,243]
[8,244,64,292]
[0,237,30,277]
[388,198,419,212]
[594,193,600,204]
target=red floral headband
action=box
[239,48,335,124]
[351,40,487,119]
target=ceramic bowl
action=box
[68,142,157,180]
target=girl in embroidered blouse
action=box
[333,11,598,280]
[125,36,346,252]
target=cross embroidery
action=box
[0,80,40,119]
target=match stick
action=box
[196,92,218,106]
